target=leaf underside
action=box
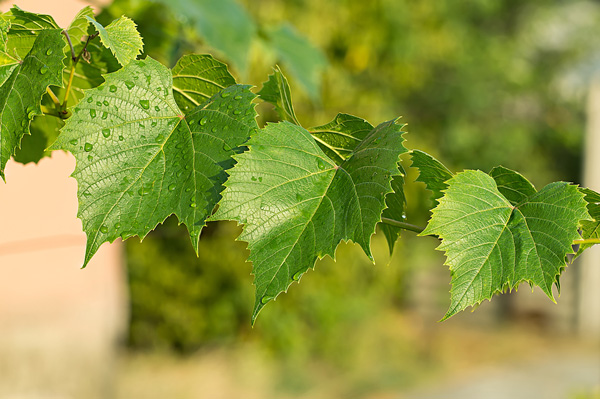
[213,119,407,323]
[51,56,257,266]
[410,149,453,205]
[577,187,600,257]
[422,169,589,320]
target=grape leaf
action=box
[0,29,64,179]
[87,15,143,66]
[576,187,600,257]
[309,113,373,164]
[50,57,257,266]
[212,119,407,322]
[489,166,536,205]
[172,54,236,112]
[264,23,327,100]
[0,16,17,86]
[257,66,299,125]
[380,171,407,254]
[67,6,94,45]
[13,114,63,164]
[421,170,589,321]
[3,6,59,59]
[155,0,255,74]
[411,149,453,204]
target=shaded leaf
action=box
[380,169,407,254]
[411,149,453,204]
[13,114,63,164]
[172,54,236,112]
[576,187,600,257]
[489,166,536,205]
[213,119,407,322]
[87,15,143,66]
[0,29,64,179]
[257,66,299,125]
[3,6,59,59]
[50,57,257,266]
[309,113,373,164]
[421,170,589,320]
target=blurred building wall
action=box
[0,1,126,398]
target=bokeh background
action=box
[0,0,599,398]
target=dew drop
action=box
[101,112,108,120]
[258,177,263,182]
[115,222,122,230]
[234,95,242,100]
[156,87,162,92]
[96,101,102,107]
[221,92,231,98]
[200,117,208,125]
[233,109,241,115]
[89,109,96,118]
[40,65,48,74]
[84,143,93,152]
[118,135,124,141]
[125,81,135,90]
[222,142,232,151]
[296,193,303,202]
[317,159,326,170]
[190,202,197,208]
[139,100,150,110]
[86,97,93,103]
[109,85,117,93]
[212,127,218,133]
[151,121,157,127]
[103,100,109,106]
[100,225,108,234]
[87,155,93,161]
[46,48,53,56]
[154,106,160,112]
[251,176,257,181]
[185,187,191,192]
[168,184,176,191]
[261,295,273,304]
[155,134,164,143]
[69,139,78,146]
[26,106,35,119]
[292,271,302,281]
[102,128,111,138]
[21,120,27,128]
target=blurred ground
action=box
[114,316,600,399]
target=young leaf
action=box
[421,170,589,321]
[67,6,95,45]
[172,54,236,112]
[257,66,299,125]
[410,149,453,204]
[0,16,16,86]
[0,29,64,179]
[50,57,257,266]
[87,15,143,66]
[576,187,600,257]
[309,113,373,164]
[213,119,407,322]
[264,23,327,100]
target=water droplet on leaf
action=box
[103,100,109,106]
[87,97,93,103]
[100,225,108,234]
[45,49,53,56]
[317,159,326,170]
[168,184,176,191]
[221,92,231,98]
[200,117,208,125]
[234,95,242,100]
[118,135,124,141]
[84,143,93,152]
[109,85,117,93]
[292,271,302,281]
[89,109,96,118]
[261,295,273,304]
[139,100,150,110]
[40,65,48,74]
[233,109,241,115]
[102,129,111,138]
[69,139,77,146]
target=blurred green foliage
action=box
[102,0,600,365]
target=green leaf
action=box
[50,57,257,266]
[213,119,407,322]
[172,54,236,112]
[155,0,256,74]
[309,113,373,164]
[257,66,299,125]
[264,23,327,100]
[87,15,143,66]
[576,187,600,257]
[0,29,64,179]
[410,149,453,204]
[13,115,63,164]
[380,169,407,254]
[67,6,95,45]
[421,170,589,321]
[3,6,59,59]
[489,166,536,205]
[0,16,16,86]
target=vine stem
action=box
[573,238,600,245]
[380,217,425,234]
[59,30,99,109]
